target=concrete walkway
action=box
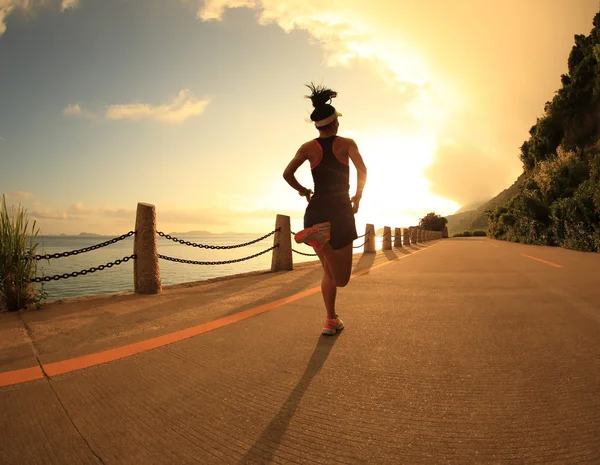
[2,238,600,464]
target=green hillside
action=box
[446,174,525,235]
[484,11,600,251]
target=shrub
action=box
[0,195,45,311]
[550,180,600,251]
[472,230,487,236]
[453,233,464,237]
[462,231,472,237]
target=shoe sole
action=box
[322,325,343,335]
[294,223,331,245]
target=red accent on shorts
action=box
[311,140,323,169]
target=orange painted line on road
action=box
[521,254,563,268]
[2,241,442,385]
[43,286,322,377]
[0,366,44,387]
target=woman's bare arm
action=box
[283,143,312,201]
[348,139,367,212]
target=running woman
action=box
[283,83,367,335]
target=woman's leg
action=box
[318,242,353,288]
[316,251,337,319]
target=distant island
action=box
[168,230,212,236]
[78,232,103,236]
[167,230,259,236]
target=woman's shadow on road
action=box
[239,334,340,464]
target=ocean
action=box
[32,233,378,302]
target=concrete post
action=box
[416,227,422,243]
[134,202,161,294]
[394,227,402,247]
[410,226,417,244]
[442,225,449,238]
[382,226,392,250]
[271,214,292,271]
[403,227,410,246]
[365,224,376,253]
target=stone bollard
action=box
[424,230,429,242]
[382,226,392,250]
[403,227,410,246]
[134,202,161,294]
[410,226,417,244]
[394,227,402,247]
[271,214,292,271]
[442,225,448,238]
[416,227,422,243]
[365,224,376,253]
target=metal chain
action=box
[30,254,135,282]
[158,244,278,266]
[292,248,318,257]
[157,229,279,250]
[353,240,368,249]
[32,231,135,261]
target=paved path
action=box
[2,238,600,464]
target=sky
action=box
[1,0,599,236]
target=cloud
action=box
[198,0,256,21]
[30,202,74,220]
[63,90,210,123]
[105,89,210,123]
[61,0,78,12]
[194,1,451,134]
[0,1,18,36]
[423,141,520,206]
[0,0,81,36]
[63,103,95,119]
[101,207,136,219]
[67,201,93,214]
[196,1,429,84]
[3,190,33,201]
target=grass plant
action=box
[0,195,45,311]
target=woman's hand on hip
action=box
[351,195,361,213]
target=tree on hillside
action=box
[419,212,448,231]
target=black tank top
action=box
[310,136,350,197]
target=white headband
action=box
[314,111,342,127]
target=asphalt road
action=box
[2,237,600,464]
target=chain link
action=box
[157,229,279,250]
[292,248,318,257]
[32,231,135,261]
[353,240,368,249]
[158,244,278,266]
[30,254,135,282]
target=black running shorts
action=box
[303,194,358,250]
